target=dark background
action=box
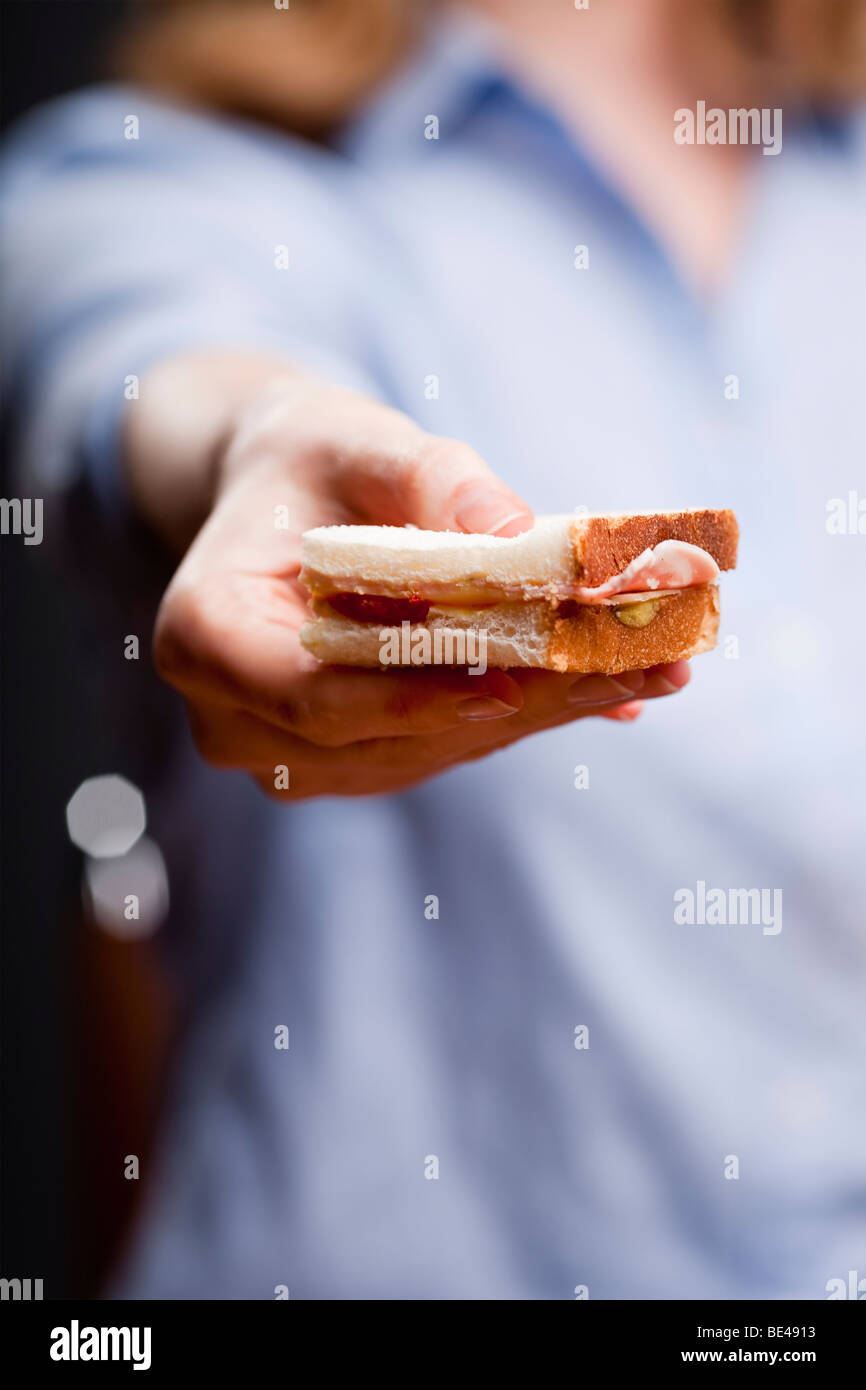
[1,1,121,131]
[1,0,132,1299]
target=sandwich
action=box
[299,508,739,674]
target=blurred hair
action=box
[113,0,421,136]
[115,0,866,137]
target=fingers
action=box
[185,662,690,799]
[155,572,528,744]
[158,552,692,798]
[200,666,526,748]
[290,667,524,745]
[224,381,534,537]
[158,566,688,749]
[152,373,695,804]
[159,564,689,745]
[600,700,645,721]
[504,659,691,721]
[387,661,690,763]
[331,422,534,536]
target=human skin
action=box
[126,0,761,801]
[127,354,690,800]
[467,0,751,294]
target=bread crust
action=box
[570,510,738,586]
[301,585,720,673]
[548,584,719,673]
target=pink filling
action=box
[574,540,720,602]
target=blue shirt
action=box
[3,11,866,1298]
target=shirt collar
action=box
[337,8,861,167]
[336,8,513,163]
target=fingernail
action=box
[453,485,532,536]
[604,700,645,721]
[655,676,682,695]
[567,672,645,704]
[649,661,691,692]
[457,696,519,721]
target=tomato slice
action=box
[326,592,432,625]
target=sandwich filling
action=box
[308,539,720,627]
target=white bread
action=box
[301,586,720,674]
[301,515,574,599]
[300,509,739,600]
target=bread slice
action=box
[300,510,738,602]
[301,585,720,674]
[569,510,738,586]
[300,509,735,673]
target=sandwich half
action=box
[299,509,739,674]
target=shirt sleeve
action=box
[0,84,383,525]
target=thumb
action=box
[337,428,534,537]
[421,436,534,535]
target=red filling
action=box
[326,592,432,625]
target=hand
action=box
[148,365,689,799]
